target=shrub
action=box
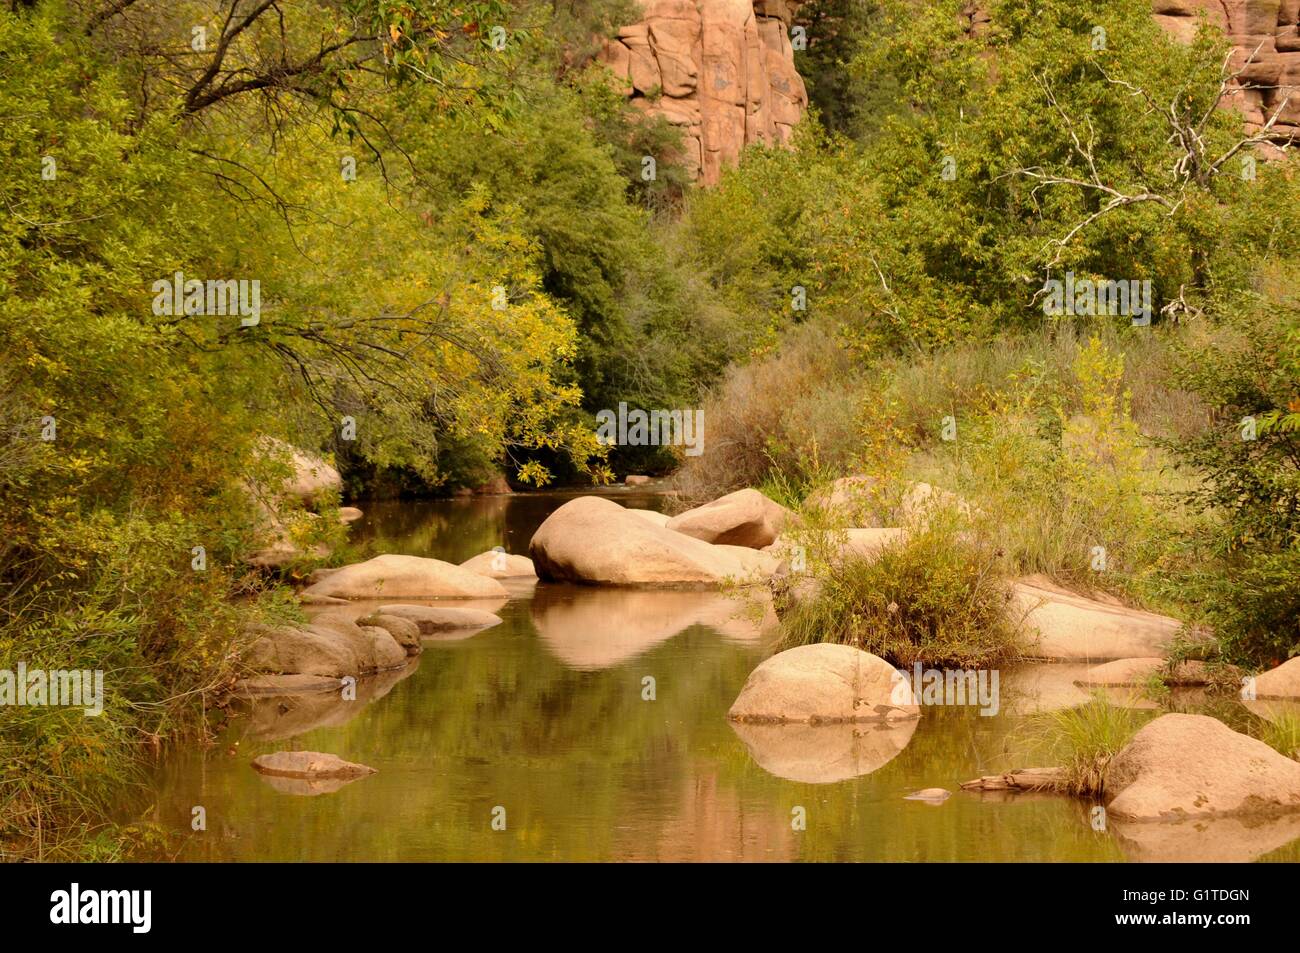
[777,513,1022,667]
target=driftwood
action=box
[960,767,1069,793]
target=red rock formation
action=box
[598,0,809,185]
[1154,2,1298,147]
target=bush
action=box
[777,513,1022,667]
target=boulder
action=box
[1014,580,1182,661]
[338,506,364,524]
[728,643,920,724]
[376,603,503,635]
[243,618,407,678]
[624,474,652,486]
[232,674,343,696]
[1251,656,1300,698]
[258,437,341,507]
[802,475,882,524]
[529,496,770,586]
[627,508,670,527]
[1105,713,1300,819]
[357,612,423,655]
[300,554,509,600]
[900,482,972,525]
[1076,657,1209,687]
[252,750,375,779]
[666,488,789,548]
[458,550,537,579]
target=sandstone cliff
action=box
[1153,0,1300,147]
[598,0,809,185]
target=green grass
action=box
[776,512,1023,667]
[1022,696,1149,797]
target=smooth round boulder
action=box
[529,496,767,587]
[338,506,364,524]
[459,550,537,579]
[357,612,423,655]
[1105,713,1300,819]
[666,488,789,548]
[728,643,920,724]
[300,554,509,600]
[624,474,652,486]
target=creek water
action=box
[143,489,1300,862]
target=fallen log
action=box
[960,767,1069,793]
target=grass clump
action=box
[777,513,1022,668]
[1023,696,1149,797]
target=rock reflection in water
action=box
[531,585,776,670]
[731,718,919,784]
[234,659,419,742]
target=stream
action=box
[140,489,1300,862]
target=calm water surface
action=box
[144,489,1300,862]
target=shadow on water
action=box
[139,489,1300,862]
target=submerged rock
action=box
[376,603,503,636]
[1105,713,1300,819]
[301,553,509,600]
[666,488,789,549]
[728,643,919,724]
[251,751,375,795]
[903,788,952,803]
[252,750,376,780]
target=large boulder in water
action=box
[728,643,919,724]
[300,554,508,600]
[1014,580,1182,661]
[1105,713,1300,819]
[666,488,790,548]
[529,496,769,587]
[244,617,408,678]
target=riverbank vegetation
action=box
[2,0,1297,858]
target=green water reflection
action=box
[146,489,1300,862]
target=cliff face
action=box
[598,0,808,185]
[1153,0,1300,147]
